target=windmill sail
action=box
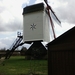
[47,9,56,38]
[44,0,61,24]
[50,10,61,25]
[44,0,61,38]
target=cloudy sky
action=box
[0,0,75,49]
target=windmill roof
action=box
[48,26,75,46]
[23,3,44,15]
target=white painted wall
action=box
[43,10,50,42]
[23,9,50,42]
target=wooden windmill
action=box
[5,0,61,60]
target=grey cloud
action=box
[0,17,23,32]
[7,19,23,31]
[55,0,75,24]
[0,6,5,13]
[0,1,23,32]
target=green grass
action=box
[0,56,48,75]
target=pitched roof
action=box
[48,26,75,45]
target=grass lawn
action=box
[0,56,48,75]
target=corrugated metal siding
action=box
[48,50,75,75]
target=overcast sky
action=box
[0,0,75,49]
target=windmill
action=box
[44,0,61,38]
[4,1,61,75]
[5,1,61,59]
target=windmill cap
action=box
[22,3,44,15]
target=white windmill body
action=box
[23,3,50,43]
